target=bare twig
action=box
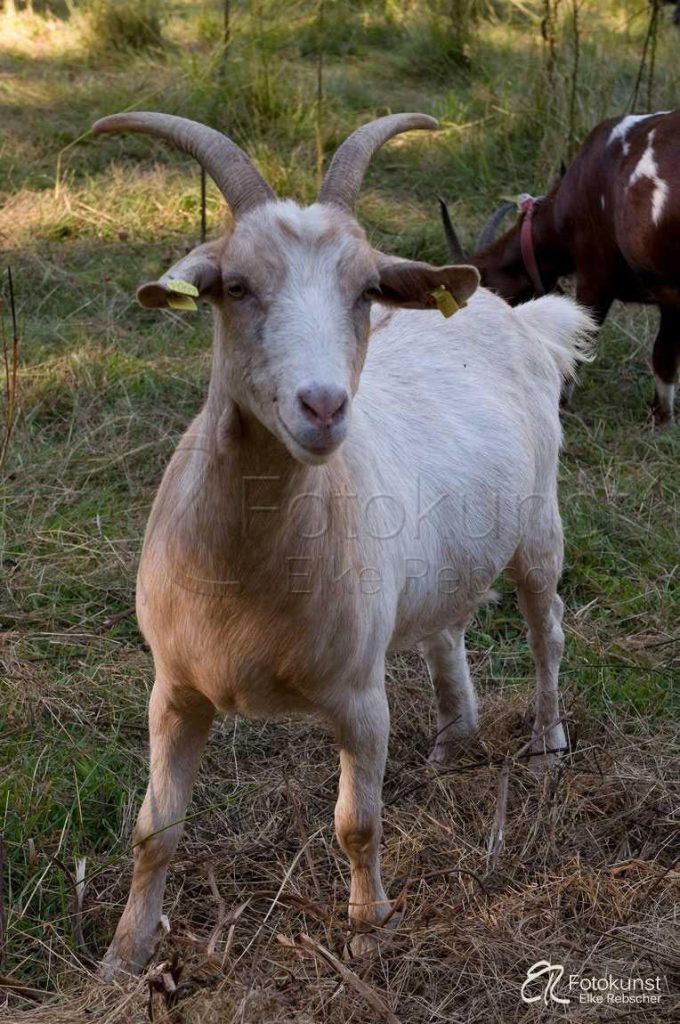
[567,0,582,158]
[223,0,231,57]
[205,868,249,960]
[486,717,567,871]
[630,0,661,111]
[487,756,511,870]
[0,266,20,474]
[315,0,326,184]
[647,0,661,110]
[0,834,5,967]
[200,167,207,244]
[218,0,232,79]
[0,974,46,1003]
[278,932,400,1024]
[286,780,322,900]
[206,867,227,957]
[71,857,87,953]
[222,900,250,965]
[99,604,136,632]
[541,0,562,92]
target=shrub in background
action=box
[85,0,164,54]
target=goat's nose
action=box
[297,384,348,428]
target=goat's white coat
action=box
[101,201,593,978]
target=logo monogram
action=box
[521,960,571,1005]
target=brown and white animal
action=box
[440,110,680,424]
[92,110,592,979]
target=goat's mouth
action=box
[275,407,345,464]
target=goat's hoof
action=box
[651,398,675,427]
[348,931,381,957]
[100,936,156,982]
[347,912,401,958]
[99,954,139,983]
[527,751,560,775]
[527,727,567,775]
[652,410,674,428]
[428,732,483,766]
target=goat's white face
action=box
[138,200,479,466]
[217,202,378,464]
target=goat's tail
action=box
[513,294,597,381]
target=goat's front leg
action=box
[331,680,391,954]
[101,680,214,980]
[651,307,680,426]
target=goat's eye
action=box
[226,281,248,299]
[361,284,381,303]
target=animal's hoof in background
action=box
[651,401,675,428]
[527,750,561,774]
[428,733,484,766]
[527,724,568,775]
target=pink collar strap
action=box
[519,194,545,296]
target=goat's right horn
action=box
[476,200,518,251]
[93,112,275,217]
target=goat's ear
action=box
[374,253,479,311]
[137,241,223,309]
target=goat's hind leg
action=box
[101,680,214,980]
[420,626,478,764]
[512,523,568,773]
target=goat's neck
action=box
[157,321,352,588]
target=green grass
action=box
[1,0,679,1017]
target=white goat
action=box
[93,112,592,978]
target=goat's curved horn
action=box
[476,201,518,251]
[437,196,466,262]
[92,112,275,216]
[318,113,438,210]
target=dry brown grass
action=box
[4,655,678,1024]
[2,3,679,1020]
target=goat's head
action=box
[94,112,479,464]
[439,162,568,306]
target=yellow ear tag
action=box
[167,293,197,311]
[432,287,464,319]
[167,278,199,297]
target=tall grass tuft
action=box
[84,0,164,54]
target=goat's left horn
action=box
[476,201,518,251]
[92,112,276,216]
[438,196,467,262]
[318,113,438,210]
